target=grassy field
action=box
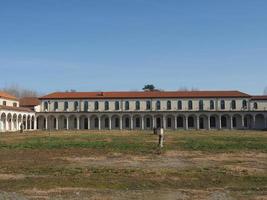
[0,130,266,200]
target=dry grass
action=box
[0,130,266,199]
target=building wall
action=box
[0,98,19,107]
[40,98,265,112]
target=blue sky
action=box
[0,0,267,95]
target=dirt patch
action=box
[0,174,25,180]
[21,188,237,200]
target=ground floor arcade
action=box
[0,110,36,132]
[36,112,267,131]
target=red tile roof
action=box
[19,97,40,107]
[251,96,267,100]
[39,90,250,100]
[0,91,18,101]
[0,105,34,112]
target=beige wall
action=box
[0,98,19,107]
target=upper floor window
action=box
[135,101,140,110]
[115,101,120,110]
[125,101,129,110]
[254,102,258,109]
[188,100,193,110]
[84,101,89,111]
[105,101,109,110]
[210,100,215,110]
[13,102,17,107]
[44,101,48,110]
[231,100,236,110]
[54,102,58,111]
[146,100,151,110]
[167,100,171,110]
[74,101,79,111]
[156,100,161,110]
[3,101,6,106]
[177,100,182,110]
[199,100,204,110]
[242,100,247,108]
[94,101,99,110]
[64,101,68,111]
[220,100,225,110]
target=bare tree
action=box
[1,84,40,98]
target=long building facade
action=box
[1,90,267,132]
[35,91,267,131]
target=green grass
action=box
[0,131,266,153]
[178,135,267,152]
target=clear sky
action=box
[0,0,267,95]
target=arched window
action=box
[177,100,182,110]
[146,101,151,110]
[64,101,68,111]
[167,100,171,110]
[125,101,129,110]
[44,102,48,110]
[242,100,247,108]
[74,101,79,111]
[199,100,204,110]
[94,101,99,110]
[254,102,258,109]
[135,101,140,110]
[105,101,109,110]
[188,100,193,110]
[210,100,215,110]
[84,101,89,111]
[231,100,236,110]
[54,102,58,111]
[220,100,225,110]
[115,101,120,110]
[156,100,161,110]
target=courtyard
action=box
[0,130,266,199]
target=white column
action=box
[11,119,14,131]
[109,117,112,130]
[185,116,188,130]
[98,117,101,130]
[207,115,211,130]
[66,117,69,130]
[45,116,48,130]
[130,116,134,130]
[141,116,144,130]
[241,115,245,128]
[77,117,80,130]
[230,115,233,130]
[16,119,19,131]
[120,116,123,130]
[56,117,59,130]
[163,116,166,129]
[25,118,28,130]
[34,118,37,130]
[196,116,200,130]
[218,115,222,130]
[174,116,177,130]
[152,116,155,129]
[88,117,90,130]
